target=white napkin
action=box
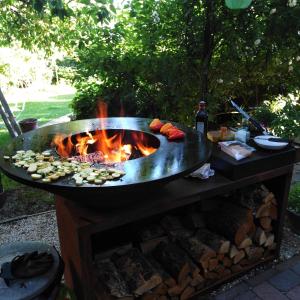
[188,163,215,179]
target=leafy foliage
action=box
[253,92,300,139]
[0,0,114,54]
[288,182,300,214]
[71,0,300,125]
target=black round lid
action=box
[0,241,62,300]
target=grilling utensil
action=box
[230,100,269,135]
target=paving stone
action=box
[276,256,300,271]
[268,270,300,292]
[245,267,279,287]
[291,261,300,276]
[234,290,260,300]
[253,282,289,300]
[214,282,249,300]
[286,285,300,300]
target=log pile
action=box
[94,184,278,300]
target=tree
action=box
[71,0,300,123]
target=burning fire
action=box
[53,102,157,163]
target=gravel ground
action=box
[0,186,54,221]
[0,210,60,251]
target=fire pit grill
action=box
[0,118,211,207]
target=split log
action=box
[208,258,219,271]
[269,205,278,220]
[240,258,250,267]
[223,268,232,277]
[94,243,133,261]
[254,227,267,246]
[260,217,272,231]
[204,271,218,280]
[190,273,205,288]
[245,246,264,262]
[161,216,184,232]
[233,250,245,264]
[222,256,232,268]
[152,283,168,296]
[181,212,205,229]
[231,264,243,273]
[94,259,132,298]
[238,236,253,249]
[139,224,166,241]
[147,256,177,288]
[217,253,225,261]
[268,242,277,251]
[206,202,255,246]
[153,242,198,285]
[177,235,216,271]
[180,286,195,300]
[248,222,256,238]
[229,246,245,264]
[256,203,271,218]
[229,245,239,258]
[142,294,159,300]
[264,233,275,248]
[262,192,276,205]
[195,229,230,254]
[167,276,191,297]
[140,236,169,254]
[214,264,225,277]
[112,248,162,296]
[167,229,194,242]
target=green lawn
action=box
[0,85,75,190]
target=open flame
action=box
[53,102,157,163]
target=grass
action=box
[0,83,75,190]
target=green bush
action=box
[70,0,300,125]
[288,182,300,214]
[253,92,300,139]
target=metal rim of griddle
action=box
[0,118,212,202]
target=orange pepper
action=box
[160,123,175,135]
[149,118,164,132]
[166,128,185,140]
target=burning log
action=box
[94,259,132,298]
[195,229,230,254]
[206,202,255,248]
[112,248,162,296]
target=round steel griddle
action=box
[0,118,211,207]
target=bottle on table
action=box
[195,100,208,136]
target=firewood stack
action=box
[94,184,278,300]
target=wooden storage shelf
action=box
[55,164,294,300]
